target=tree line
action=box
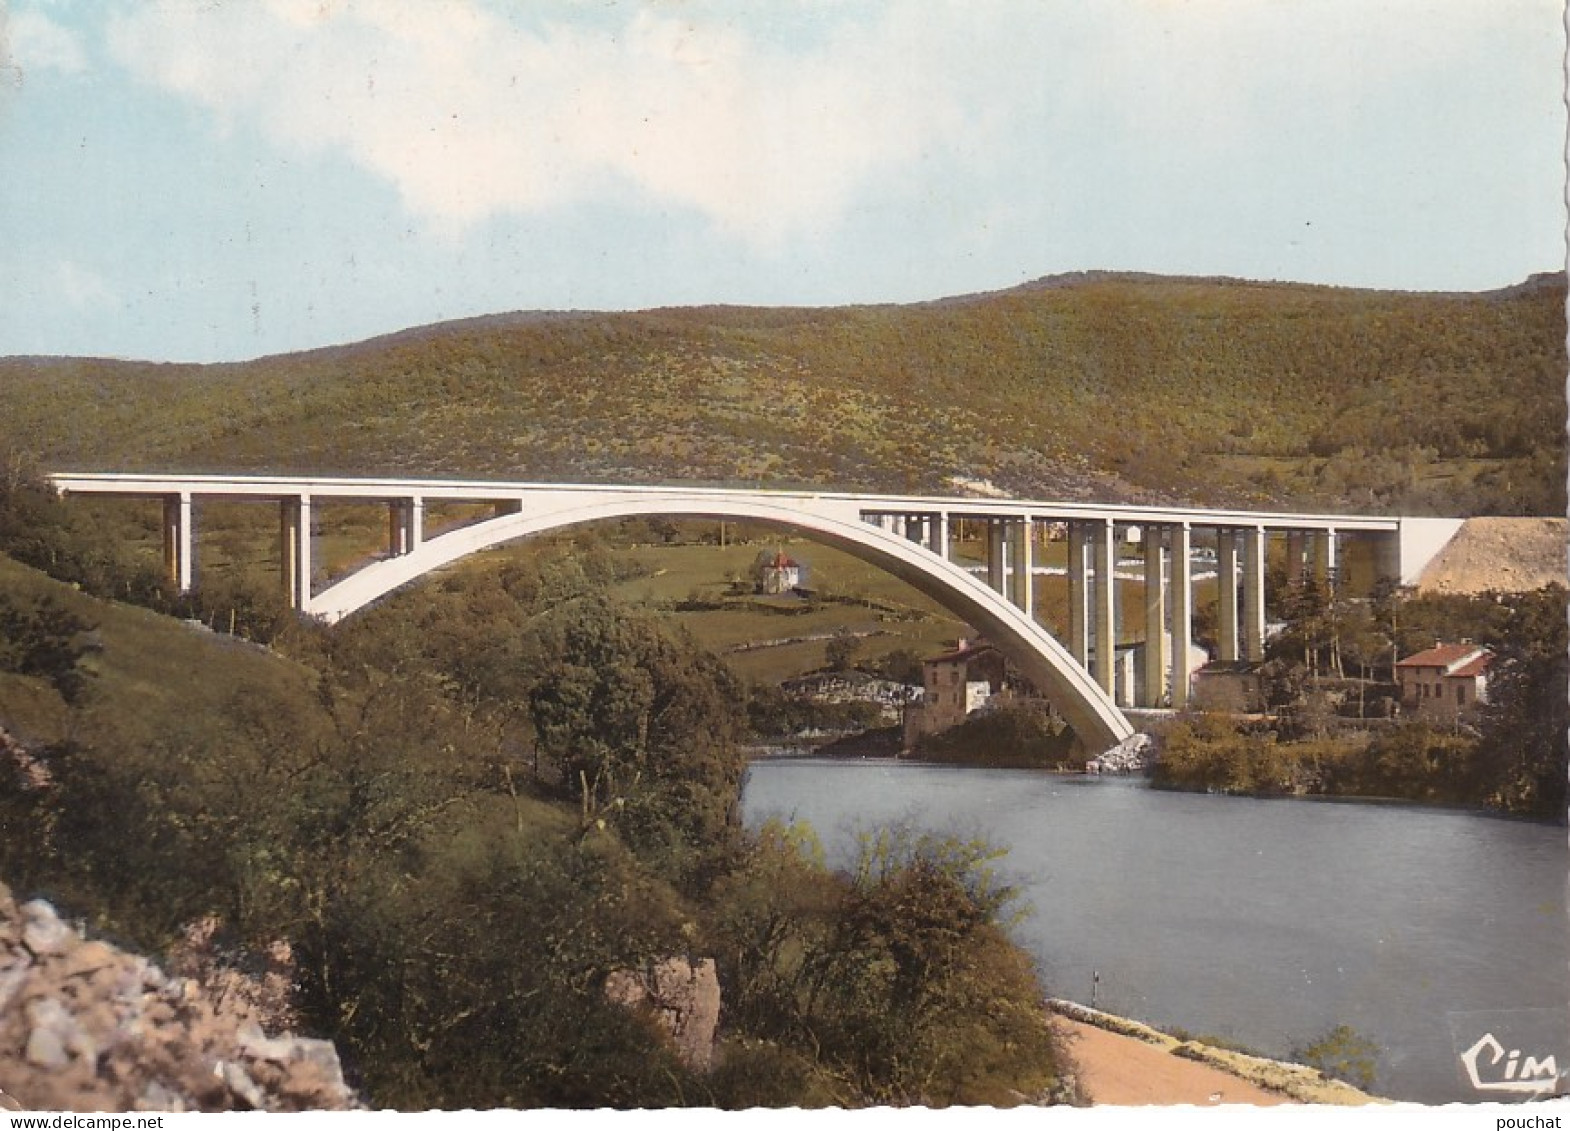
[1161,579,1567,818]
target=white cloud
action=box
[104,0,965,247]
[9,7,89,76]
[54,259,115,309]
[94,0,1563,288]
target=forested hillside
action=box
[3,272,1563,515]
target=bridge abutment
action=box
[1243,525,1268,662]
[1170,523,1192,709]
[1068,520,1090,667]
[1092,517,1116,696]
[1142,532,1168,707]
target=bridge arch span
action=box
[310,494,1135,753]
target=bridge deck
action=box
[48,472,1403,531]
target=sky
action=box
[0,0,1564,363]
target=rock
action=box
[138,1080,186,1113]
[60,941,118,980]
[216,1061,267,1109]
[20,901,77,958]
[1087,733,1155,774]
[24,996,95,1065]
[25,1027,69,1069]
[0,885,360,1112]
[605,956,721,1071]
[0,960,31,1013]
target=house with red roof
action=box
[753,549,802,595]
[1394,642,1494,717]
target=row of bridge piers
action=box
[164,491,524,611]
[869,510,1367,710]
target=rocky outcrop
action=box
[1086,733,1154,774]
[604,957,721,1072]
[0,885,358,1112]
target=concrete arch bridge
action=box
[48,473,1463,755]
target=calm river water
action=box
[740,758,1569,1103]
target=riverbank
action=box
[1048,1000,1382,1106]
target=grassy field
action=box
[0,553,321,748]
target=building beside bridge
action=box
[902,638,1013,749]
[1395,642,1493,717]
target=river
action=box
[739,758,1569,1103]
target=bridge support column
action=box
[280,495,313,612]
[1312,529,1337,589]
[1217,529,1239,662]
[927,512,949,560]
[1008,518,1033,615]
[388,497,425,556]
[1142,529,1167,707]
[1286,531,1307,582]
[1170,522,1192,710]
[986,519,1006,593]
[162,492,194,593]
[1093,517,1116,695]
[1068,521,1090,666]
[1372,531,1402,591]
[1243,525,1267,662]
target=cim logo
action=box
[1461,1031,1562,1096]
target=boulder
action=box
[1087,733,1155,774]
[605,957,721,1071]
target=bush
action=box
[1292,1024,1379,1092]
[0,593,97,703]
[914,700,1077,768]
[708,822,1069,1106]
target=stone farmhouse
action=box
[901,638,1013,748]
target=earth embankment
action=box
[1415,517,1566,594]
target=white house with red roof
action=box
[754,549,802,595]
[1395,642,1494,716]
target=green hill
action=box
[0,551,322,751]
[3,271,1564,515]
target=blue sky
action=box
[0,0,1563,362]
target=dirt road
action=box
[1056,1016,1292,1106]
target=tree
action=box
[797,829,1066,1105]
[1292,1024,1379,1092]
[1475,586,1568,817]
[0,593,97,703]
[824,629,860,672]
[525,596,747,889]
